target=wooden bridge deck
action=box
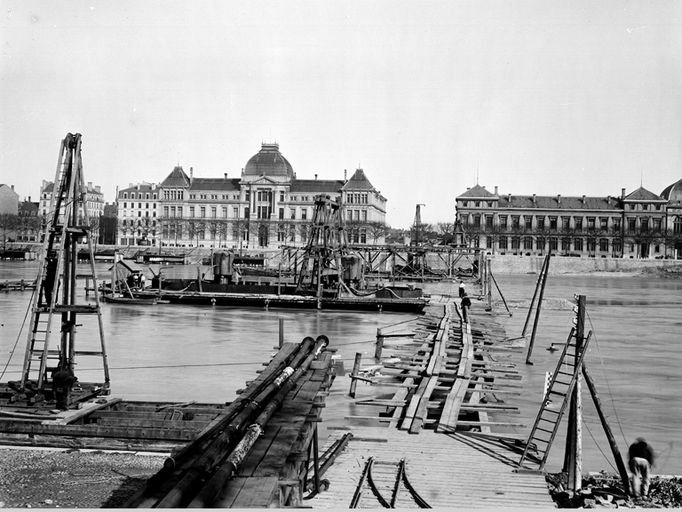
[309,426,555,509]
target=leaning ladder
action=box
[518,327,592,469]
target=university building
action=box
[116,142,387,249]
[455,180,682,259]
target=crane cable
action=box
[586,310,629,448]
[0,287,36,381]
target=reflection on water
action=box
[0,261,681,475]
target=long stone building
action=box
[116,142,387,249]
[455,180,682,259]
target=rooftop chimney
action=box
[11,185,14,190]
[582,194,586,204]
[532,193,536,204]
[467,187,471,191]
[190,167,194,183]
[557,194,561,204]
[344,169,347,182]
[507,193,511,201]
[494,186,498,195]
[621,188,626,199]
[224,172,227,180]
[315,173,318,180]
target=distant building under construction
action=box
[456,180,682,259]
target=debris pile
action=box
[546,472,682,508]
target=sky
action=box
[1,0,681,228]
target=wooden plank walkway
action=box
[308,426,554,509]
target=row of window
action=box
[464,214,670,232]
[489,236,622,253]
[121,202,157,209]
[121,192,158,200]
[346,192,369,204]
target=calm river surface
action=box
[1,261,680,475]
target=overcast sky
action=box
[1,0,681,227]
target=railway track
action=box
[350,457,430,508]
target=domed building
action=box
[122,142,387,249]
[661,178,682,259]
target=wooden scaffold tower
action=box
[18,133,110,406]
[296,194,358,302]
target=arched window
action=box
[674,216,682,234]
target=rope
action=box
[586,311,629,448]
[583,420,619,473]
[0,287,36,381]
[1,361,266,374]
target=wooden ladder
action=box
[518,327,592,469]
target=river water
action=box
[1,262,680,476]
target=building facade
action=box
[141,142,387,249]
[116,183,160,246]
[455,182,681,259]
[0,184,19,215]
[17,198,40,242]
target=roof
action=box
[243,143,294,178]
[661,178,682,203]
[342,168,375,191]
[160,166,191,188]
[189,178,241,192]
[119,183,157,194]
[457,185,497,199]
[290,179,344,193]
[496,195,621,211]
[623,186,665,202]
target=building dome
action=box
[243,143,294,178]
[661,178,682,203]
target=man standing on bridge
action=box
[628,437,655,498]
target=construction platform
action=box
[308,426,554,509]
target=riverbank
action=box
[0,448,163,508]
[488,254,682,275]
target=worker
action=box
[628,438,654,498]
[140,274,146,289]
[52,365,76,410]
[458,281,466,298]
[461,293,472,322]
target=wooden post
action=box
[486,258,492,311]
[582,362,630,495]
[278,318,284,349]
[197,265,203,292]
[374,328,384,361]
[565,294,586,494]
[277,262,282,296]
[525,252,551,364]
[349,352,362,398]
[521,254,549,337]
[158,267,162,297]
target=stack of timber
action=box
[349,300,525,436]
[126,335,335,508]
[0,398,228,452]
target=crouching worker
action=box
[628,437,654,498]
[52,365,76,410]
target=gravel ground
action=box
[0,448,164,508]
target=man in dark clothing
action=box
[461,294,472,323]
[628,438,654,497]
[458,281,466,298]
